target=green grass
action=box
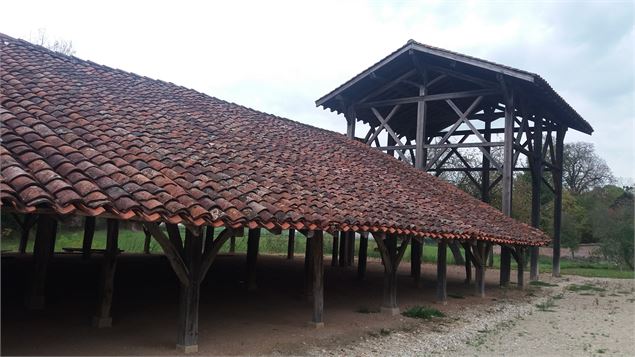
[402,306,445,319]
[535,298,558,312]
[529,280,558,287]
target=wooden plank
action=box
[246,228,260,291]
[287,229,296,260]
[26,214,57,309]
[93,219,119,328]
[436,240,447,303]
[357,232,368,280]
[310,230,324,327]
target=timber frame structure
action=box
[317,40,593,282]
[2,34,559,353]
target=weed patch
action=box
[402,306,445,320]
[529,281,558,287]
[566,283,606,293]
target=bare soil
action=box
[1,252,533,355]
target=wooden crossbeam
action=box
[366,105,401,145]
[370,107,409,162]
[144,223,190,286]
[357,88,498,109]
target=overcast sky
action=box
[2,0,633,181]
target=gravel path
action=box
[309,276,635,356]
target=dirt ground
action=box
[2,253,633,356]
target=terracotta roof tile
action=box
[0,33,550,246]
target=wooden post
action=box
[143,226,152,254]
[176,227,203,353]
[436,240,447,304]
[346,231,355,266]
[516,246,525,289]
[415,84,427,169]
[474,242,488,298]
[204,226,214,253]
[287,229,296,260]
[304,232,313,299]
[530,118,543,280]
[553,128,565,277]
[93,219,119,328]
[410,237,422,284]
[229,236,236,253]
[501,86,514,286]
[461,242,472,285]
[481,116,492,203]
[448,241,464,265]
[26,214,57,309]
[309,230,324,328]
[345,104,356,139]
[373,233,409,315]
[17,214,36,254]
[331,231,339,266]
[338,231,347,267]
[357,232,368,280]
[246,228,260,291]
[500,246,511,287]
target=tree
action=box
[562,142,614,195]
[592,187,634,269]
[30,28,76,56]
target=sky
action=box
[2,0,633,182]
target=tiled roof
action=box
[0,33,549,246]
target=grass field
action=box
[1,228,633,279]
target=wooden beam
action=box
[166,223,184,257]
[26,214,57,310]
[461,242,472,285]
[357,69,418,104]
[287,229,296,260]
[309,230,324,328]
[199,228,234,279]
[357,88,499,108]
[366,104,401,145]
[338,231,347,267]
[246,228,260,291]
[16,214,36,254]
[346,231,355,266]
[93,219,119,328]
[370,107,409,162]
[143,226,152,254]
[426,64,500,88]
[81,216,96,259]
[530,118,543,281]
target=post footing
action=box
[92,316,112,328]
[380,306,400,315]
[307,321,325,329]
[177,344,198,354]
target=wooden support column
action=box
[287,229,296,260]
[26,214,57,309]
[143,226,152,254]
[553,127,566,277]
[346,231,355,266]
[357,232,368,280]
[516,246,525,289]
[229,237,236,253]
[436,240,447,304]
[373,233,409,315]
[461,242,472,285]
[246,228,260,291]
[500,85,515,286]
[16,214,36,254]
[530,119,543,280]
[410,237,422,285]
[144,222,234,353]
[331,231,339,266]
[338,231,347,267]
[304,232,314,299]
[471,241,489,298]
[448,241,465,265]
[415,85,427,169]
[93,219,119,328]
[176,227,203,353]
[308,230,324,328]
